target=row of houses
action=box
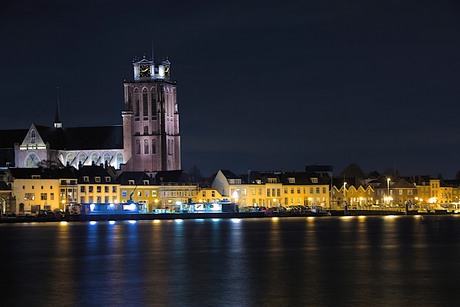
[0,166,198,215]
[1,166,459,216]
[212,170,460,210]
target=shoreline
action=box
[0,209,455,223]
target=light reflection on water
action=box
[1,216,460,305]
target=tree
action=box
[188,165,203,184]
[455,171,460,180]
[340,163,365,179]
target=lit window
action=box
[24,193,35,200]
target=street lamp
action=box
[386,178,391,205]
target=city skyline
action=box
[1,1,459,177]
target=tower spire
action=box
[54,86,62,128]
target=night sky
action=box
[1,1,460,177]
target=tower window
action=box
[151,91,157,118]
[135,140,141,154]
[135,97,140,116]
[152,140,156,154]
[144,140,149,154]
[144,126,148,135]
[143,89,148,117]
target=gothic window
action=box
[30,129,36,144]
[116,153,123,169]
[151,140,156,154]
[144,140,149,154]
[103,153,111,165]
[135,140,141,154]
[66,153,75,166]
[169,139,174,155]
[127,91,132,110]
[151,89,157,118]
[144,126,148,135]
[134,89,139,117]
[143,88,148,117]
[78,153,86,166]
[91,153,98,165]
[25,153,40,167]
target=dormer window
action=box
[105,177,111,182]
[268,178,277,183]
[83,176,89,182]
[311,178,318,184]
[95,177,101,183]
[143,180,149,185]
[288,178,295,184]
[31,175,41,179]
[128,180,135,185]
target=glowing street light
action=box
[386,178,391,205]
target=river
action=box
[1,215,459,306]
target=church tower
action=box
[122,56,181,174]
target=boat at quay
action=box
[0,208,455,223]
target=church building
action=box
[0,56,181,175]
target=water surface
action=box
[1,216,459,306]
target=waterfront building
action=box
[373,177,417,206]
[212,169,330,209]
[8,168,77,215]
[77,165,119,207]
[195,188,226,204]
[117,170,198,212]
[0,170,13,216]
[442,179,460,205]
[156,170,198,211]
[331,178,374,209]
[117,171,157,213]
[410,177,458,207]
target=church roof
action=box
[35,125,123,150]
[0,125,123,151]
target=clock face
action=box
[140,65,150,77]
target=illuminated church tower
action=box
[122,56,181,173]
